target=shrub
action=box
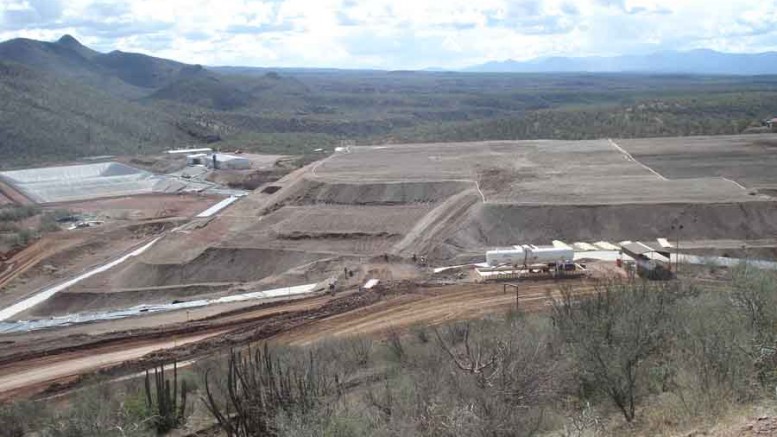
[552,281,682,422]
[0,205,39,222]
[203,344,343,436]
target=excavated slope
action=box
[102,248,334,288]
[439,201,777,260]
[288,178,472,205]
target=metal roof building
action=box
[207,153,251,170]
[620,241,672,279]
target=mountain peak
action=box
[57,34,82,47]
[54,34,101,60]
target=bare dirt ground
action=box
[0,277,595,400]
[0,191,219,313]
[56,193,218,221]
[0,218,184,311]
[0,179,33,205]
[273,281,589,346]
[3,135,777,404]
[618,134,777,189]
[7,134,777,317]
[0,238,78,296]
[310,139,766,204]
[0,329,225,397]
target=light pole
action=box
[671,222,684,276]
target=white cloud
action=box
[0,0,775,68]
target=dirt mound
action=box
[104,247,335,288]
[289,178,470,205]
[438,201,777,260]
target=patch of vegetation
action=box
[5,37,777,168]
[0,62,198,169]
[0,206,68,252]
[5,267,777,435]
[0,205,38,222]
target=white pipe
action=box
[0,238,160,321]
[0,282,318,333]
[196,196,239,218]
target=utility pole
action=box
[671,221,684,276]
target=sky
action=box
[1,0,776,69]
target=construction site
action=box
[2,133,777,401]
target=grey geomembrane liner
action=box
[0,162,160,203]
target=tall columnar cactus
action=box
[144,361,189,434]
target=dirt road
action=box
[276,281,595,346]
[0,291,349,400]
[0,330,225,398]
[0,237,79,298]
[0,179,33,205]
[0,279,593,400]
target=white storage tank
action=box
[524,245,574,264]
[486,247,525,266]
[486,245,573,266]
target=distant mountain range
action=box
[3,34,777,169]
[0,34,195,98]
[465,50,777,75]
[0,35,312,166]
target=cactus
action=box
[144,361,188,434]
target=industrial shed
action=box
[620,242,672,280]
[207,153,251,170]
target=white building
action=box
[206,153,251,170]
[186,153,209,166]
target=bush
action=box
[37,213,62,233]
[15,268,777,436]
[8,228,35,248]
[552,281,683,422]
[0,205,38,222]
[0,402,41,437]
[43,383,153,437]
[203,344,343,436]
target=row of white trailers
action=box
[486,245,574,268]
[482,239,676,281]
[485,238,674,268]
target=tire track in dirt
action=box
[0,291,351,400]
[0,179,33,205]
[608,138,668,181]
[0,279,595,401]
[0,238,77,293]
[391,189,481,256]
[273,282,596,346]
[0,330,227,398]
